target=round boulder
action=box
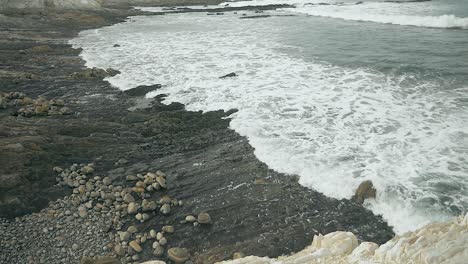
[197,212,212,225]
[168,247,190,264]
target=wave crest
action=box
[287,7,468,29]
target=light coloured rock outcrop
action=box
[0,0,102,14]
[213,213,468,264]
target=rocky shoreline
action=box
[0,4,394,264]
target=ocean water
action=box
[70,0,468,234]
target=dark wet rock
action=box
[123,84,162,97]
[352,180,377,205]
[219,72,237,79]
[240,15,271,19]
[106,68,121,76]
[69,67,114,80]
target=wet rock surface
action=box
[0,6,394,264]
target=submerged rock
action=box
[219,72,237,79]
[123,84,162,97]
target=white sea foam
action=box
[219,0,468,29]
[221,0,331,7]
[284,2,468,29]
[70,12,468,233]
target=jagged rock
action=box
[123,84,162,97]
[106,68,120,76]
[352,180,376,204]
[69,67,110,80]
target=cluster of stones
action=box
[0,161,206,264]
[0,91,72,117]
[0,163,117,264]
[56,164,194,263]
[182,212,212,226]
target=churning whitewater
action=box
[70,0,468,233]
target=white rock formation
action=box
[0,0,102,13]
[213,213,468,264]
